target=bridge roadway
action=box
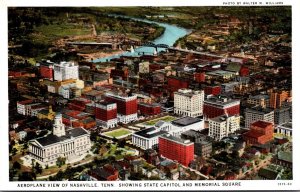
[66,41,169,48]
[66,41,226,59]
[168,47,225,59]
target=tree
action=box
[118,139,126,148]
[112,137,118,143]
[90,131,98,142]
[99,138,107,144]
[34,162,43,174]
[9,169,16,181]
[23,142,28,150]
[56,157,66,167]
[10,140,15,146]
[38,130,48,137]
[55,170,64,181]
[281,169,292,180]
[91,142,100,154]
[24,131,37,142]
[31,159,35,172]
[64,167,76,180]
[99,145,108,156]
[18,172,35,181]
[115,149,123,156]
[231,150,240,159]
[11,148,18,156]
[106,144,111,150]
[107,155,116,162]
[13,161,21,170]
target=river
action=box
[93,15,191,62]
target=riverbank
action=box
[92,15,190,63]
[78,50,126,61]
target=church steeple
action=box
[53,114,66,137]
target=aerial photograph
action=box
[8,7,292,181]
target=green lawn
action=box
[102,144,136,160]
[103,128,132,138]
[144,116,177,126]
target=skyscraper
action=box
[54,61,79,81]
[208,115,240,140]
[174,89,204,118]
[105,93,138,124]
[159,134,194,166]
[95,102,117,128]
[204,96,240,119]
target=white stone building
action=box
[132,127,167,150]
[54,61,79,81]
[208,115,240,140]
[245,107,274,129]
[174,89,204,118]
[28,114,91,166]
[132,116,204,149]
[170,116,205,137]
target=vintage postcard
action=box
[1,0,299,191]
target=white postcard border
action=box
[1,0,299,191]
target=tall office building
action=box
[208,115,240,140]
[204,96,240,119]
[54,61,79,81]
[269,90,291,109]
[274,107,291,125]
[39,60,54,80]
[245,107,274,129]
[105,93,138,123]
[174,89,204,118]
[95,102,117,128]
[159,134,194,167]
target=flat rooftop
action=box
[40,60,54,66]
[210,115,239,123]
[83,90,103,96]
[134,127,167,139]
[181,130,205,138]
[277,122,292,130]
[174,89,203,97]
[245,106,274,114]
[206,70,236,76]
[249,94,269,100]
[98,101,116,106]
[251,120,273,128]
[138,102,161,107]
[171,116,202,127]
[73,97,91,102]
[204,96,240,106]
[160,134,193,146]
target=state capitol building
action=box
[28,114,91,166]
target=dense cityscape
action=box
[8,7,292,181]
